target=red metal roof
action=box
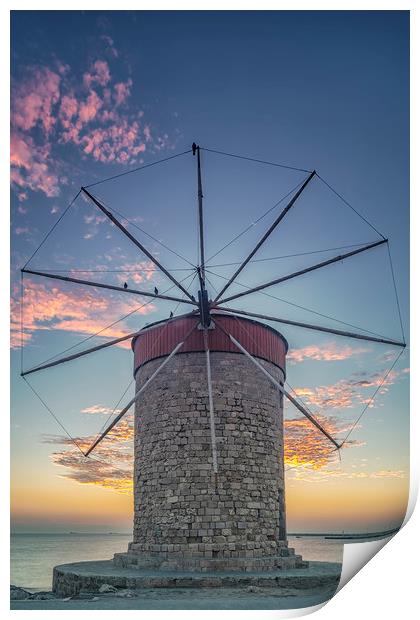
[132,312,287,376]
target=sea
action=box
[10,532,350,590]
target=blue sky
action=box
[11,10,409,533]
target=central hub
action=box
[198,288,211,328]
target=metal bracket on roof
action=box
[198,320,215,331]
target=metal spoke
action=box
[203,329,218,474]
[22,269,198,306]
[216,239,387,305]
[213,170,316,302]
[81,187,196,302]
[194,144,206,285]
[20,330,142,377]
[216,323,340,450]
[216,306,405,348]
[84,321,200,456]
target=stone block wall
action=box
[121,350,297,571]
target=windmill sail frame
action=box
[19,142,406,463]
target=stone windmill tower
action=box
[21,144,405,575]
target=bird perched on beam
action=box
[154,286,159,295]
[192,142,197,156]
[169,311,174,318]
[123,282,128,289]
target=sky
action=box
[10,10,409,534]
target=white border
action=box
[3,2,416,619]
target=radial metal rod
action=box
[217,306,406,348]
[21,329,142,377]
[217,238,388,305]
[195,144,206,286]
[223,328,340,450]
[213,170,316,303]
[22,269,198,306]
[81,187,196,302]
[203,329,218,473]
[84,322,199,456]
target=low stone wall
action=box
[52,560,342,598]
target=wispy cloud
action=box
[288,342,369,364]
[42,416,134,493]
[114,261,157,286]
[291,367,406,411]
[100,35,119,59]
[14,227,31,236]
[11,279,155,348]
[80,404,122,415]
[287,465,406,483]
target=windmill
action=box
[19,144,406,573]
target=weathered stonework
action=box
[115,316,305,572]
[52,560,341,597]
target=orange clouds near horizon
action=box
[42,415,135,494]
[42,407,364,493]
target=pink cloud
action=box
[10,132,60,197]
[144,124,152,142]
[288,342,369,364]
[78,90,103,123]
[115,261,157,286]
[83,60,111,89]
[114,79,132,106]
[101,35,119,59]
[12,66,61,134]
[10,132,36,169]
[11,56,176,199]
[59,94,78,128]
[83,213,107,225]
[80,404,121,415]
[14,227,31,236]
[76,118,146,164]
[11,279,155,348]
[292,367,404,412]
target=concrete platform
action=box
[52,559,342,598]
